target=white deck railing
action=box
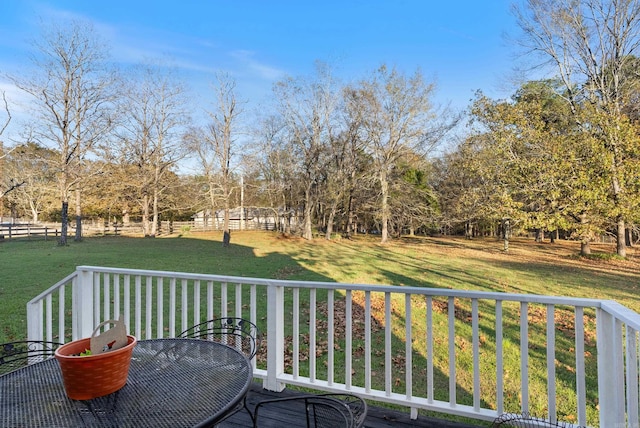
[27,265,640,427]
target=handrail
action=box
[600,300,640,330]
[28,271,77,303]
[72,265,603,306]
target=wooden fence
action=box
[0,220,277,241]
[0,224,60,241]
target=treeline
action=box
[0,19,459,245]
[2,1,640,257]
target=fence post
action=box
[73,267,95,340]
[596,307,626,427]
[264,282,285,392]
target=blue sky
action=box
[0,0,521,140]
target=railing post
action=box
[73,267,95,340]
[264,283,285,392]
[596,308,625,428]
[26,300,44,342]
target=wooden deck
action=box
[220,383,488,427]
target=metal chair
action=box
[0,340,62,375]
[491,412,584,427]
[179,317,261,426]
[178,317,260,360]
[252,393,368,428]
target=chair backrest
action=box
[305,396,353,428]
[0,341,61,375]
[178,317,260,360]
[315,393,367,428]
[253,394,356,428]
[492,412,582,428]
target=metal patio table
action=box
[0,338,252,427]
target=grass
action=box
[1,231,639,426]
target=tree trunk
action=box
[380,172,389,244]
[465,221,473,240]
[535,228,543,243]
[346,193,355,237]
[74,188,82,242]
[142,194,151,237]
[579,212,591,256]
[222,181,230,241]
[610,132,626,257]
[284,212,291,235]
[29,201,38,223]
[502,218,510,252]
[325,200,338,240]
[616,217,626,257]
[240,176,244,231]
[580,240,591,256]
[75,215,82,241]
[59,201,68,246]
[303,186,313,240]
[223,185,230,234]
[151,190,159,237]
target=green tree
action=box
[467,84,611,255]
[3,142,58,222]
[514,0,640,257]
[387,153,439,237]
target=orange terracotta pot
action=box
[55,335,137,400]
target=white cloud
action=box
[230,50,285,81]
[0,80,33,114]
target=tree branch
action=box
[0,91,11,136]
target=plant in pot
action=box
[55,319,137,400]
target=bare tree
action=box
[272,62,340,240]
[250,113,297,234]
[514,0,640,257]
[189,72,244,245]
[9,20,116,244]
[318,98,371,240]
[347,65,458,243]
[116,63,189,237]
